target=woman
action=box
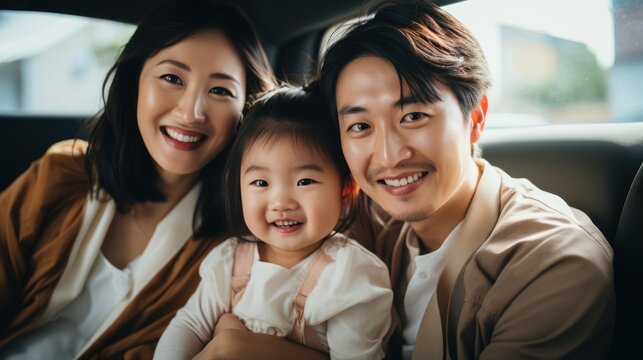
[0,0,275,358]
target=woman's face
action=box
[137,31,246,183]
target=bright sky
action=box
[445,0,614,67]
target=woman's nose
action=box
[175,89,207,123]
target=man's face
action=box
[335,56,483,223]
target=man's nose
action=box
[373,127,412,167]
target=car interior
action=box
[1,0,641,358]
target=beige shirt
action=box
[360,159,614,359]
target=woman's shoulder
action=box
[40,139,87,163]
[38,139,88,185]
[2,139,88,203]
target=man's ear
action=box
[470,95,488,144]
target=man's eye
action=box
[297,178,317,186]
[250,179,268,187]
[348,123,370,132]
[161,74,182,85]
[403,112,426,122]
[210,86,234,97]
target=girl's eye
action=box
[297,178,317,186]
[348,123,370,133]
[210,86,234,97]
[403,112,427,122]
[250,179,268,187]
[161,74,182,85]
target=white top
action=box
[401,221,461,360]
[2,254,140,360]
[154,234,393,360]
[1,184,201,360]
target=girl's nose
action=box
[270,190,298,212]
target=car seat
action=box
[611,162,643,358]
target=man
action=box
[317,0,614,359]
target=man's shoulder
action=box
[485,164,612,263]
[494,165,572,215]
[465,166,613,319]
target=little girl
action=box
[154,86,393,359]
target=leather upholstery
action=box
[611,163,643,358]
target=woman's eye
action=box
[161,74,182,85]
[250,179,268,187]
[348,123,370,133]
[297,178,317,186]
[403,112,426,122]
[210,86,234,97]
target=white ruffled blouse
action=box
[154,234,393,360]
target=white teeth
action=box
[275,220,300,227]
[166,128,202,143]
[383,172,424,187]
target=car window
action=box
[322,0,642,128]
[0,11,135,116]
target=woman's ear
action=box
[470,95,488,144]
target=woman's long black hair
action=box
[83,0,276,238]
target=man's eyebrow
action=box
[157,59,241,85]
[338,96,429,117]
[393,95,424,107]
[338,105,366,117]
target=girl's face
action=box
[240,136,344,258]
[137,31,246,184]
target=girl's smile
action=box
[240,137,344,266]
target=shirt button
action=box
[419,272,428,280]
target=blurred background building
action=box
[610,0,643,122]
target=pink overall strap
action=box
[288,249,335,352]
[230,240,256,310]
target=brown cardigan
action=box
[0,140,222,358]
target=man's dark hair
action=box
[225,86,361,236]
[317,0,491,125]
[82,0,276,238]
